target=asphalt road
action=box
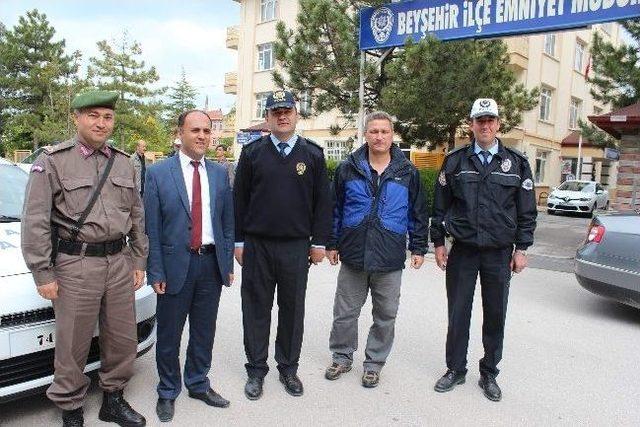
[2,252,639,426]
[527,211,591,273]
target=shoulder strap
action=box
[69,153,116,241]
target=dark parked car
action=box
[574,211,640,308]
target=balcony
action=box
[226,26,239,50]
[224,72,237,95]
[505,36,528,70]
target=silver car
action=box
[574,212,640,308]
[547,180,609,217]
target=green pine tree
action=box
[88,31,166,151]
[0,9,81,154]
[166,67,198,124]
[589,20,640,108]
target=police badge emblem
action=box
[273,91,286,102]
[438,171,447,186]
[521,178,533,191]
[296,162,306,175]
[501,159,512,172]
[371,7,394,44]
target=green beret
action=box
[71,90,118,110]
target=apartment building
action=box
[226,0,621,200]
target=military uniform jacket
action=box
[21,137,149,286]
[430,139,537,250]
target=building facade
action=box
[227,0,622,200]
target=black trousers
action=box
[445,243,512,377]
[241,235,310,378]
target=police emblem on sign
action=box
[371,7,394,44]
[522,178,533,191]
[438,171,447,186]
[296,162,306,176]
[501,159,512,172]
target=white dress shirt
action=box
[178,151,214,245]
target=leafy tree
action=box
[274,1,538,150]
[578,119,618,148]
[0,9,81,154]
[589,20,640,108]
[88,31,165,151]
[166,67,197,124]
[382,38,539,150]
[273,0,389,128]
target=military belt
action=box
[58,237,126,257]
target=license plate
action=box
[9,324,56,356]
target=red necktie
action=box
[190,160,202,250]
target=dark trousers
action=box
[241,235,310,378]
[445,243,512,377]
[156,252,222,399]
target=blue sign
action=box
[360,0,640,50]
[236,131,262,145]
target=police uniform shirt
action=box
[270,133,298,156]
[474,139,499,165]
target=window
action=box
[534,150,549,184]
[569,98,582,129]
[255,92,269,119]
[574,41,585,72]
[325,140,349,161]
[257,43,273,71]
[260,0,277,22]
[539,87,552,122]
[299,91,312,116]
[543,34,556,56]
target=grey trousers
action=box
[329,264,403,372]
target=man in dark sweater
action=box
[234,90,332,400]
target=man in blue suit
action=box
[144,110,234,422]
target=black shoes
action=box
[434,370,466,392]
[244,377,264,400]
[188,388,230,408]
[155,398,175,423]
[478,374,502,402]
[279,373,304,396]
[62,407,84,427]
[98,390,146,426]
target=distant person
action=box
[130,139,147,196]
[214,144,235,187]
[168,138,181,157]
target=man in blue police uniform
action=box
[430,98,537,402]
[234,90,332,400]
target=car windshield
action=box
[20,147,46,164]
[0,164,29,221]
[558,181,594,192]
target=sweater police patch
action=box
[522,178,533,191]
[296,162,306,175]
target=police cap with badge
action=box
[266,90,296,110]
[469,98,499,119]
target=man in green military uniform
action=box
[21,90,148,427]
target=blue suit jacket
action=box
[144,155,234,294]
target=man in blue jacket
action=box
[325,111,429,388]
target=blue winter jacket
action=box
[327,144,429,272]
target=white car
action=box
[0,158,156,403]
[547,180,609,217]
